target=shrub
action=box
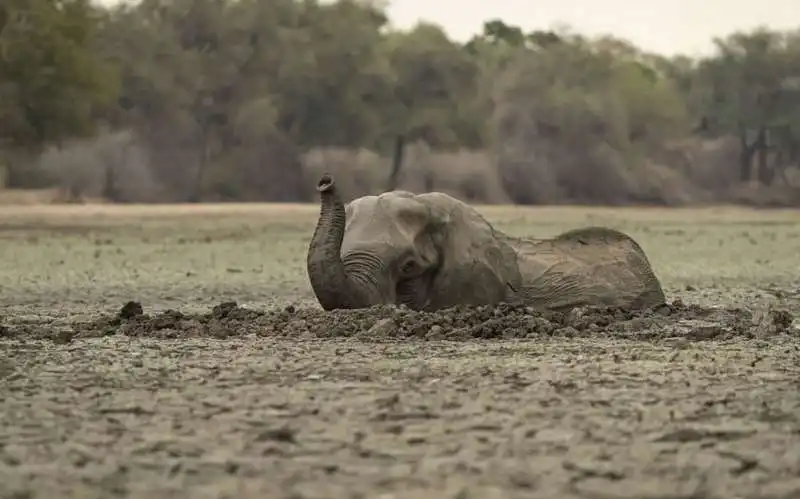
[37,130,164,203]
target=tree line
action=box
[2,0,800,205]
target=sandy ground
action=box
[1,203,799,499]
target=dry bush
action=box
[301,143,508,204]
[395,143,509,204]
[491,128,799,207]
[725,181,800,206]
[665,137,741,192]
[783,166,800,187]
[488,93,677,205]
[202,133,307,202]
[0,188,70,205]
[37,130,164,203]
[491,134,681,205]
[623,160,704,205]
[664,137,800,206]
[301,147,389,201]
[25,127,800,207]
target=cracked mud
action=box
[1,205,799,499]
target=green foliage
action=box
[689,29,800,132]
[384,23,483,148]
[0,0,118,150]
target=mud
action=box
[2,206,800,498]
[3,299,795,344]
[2,310,800,499]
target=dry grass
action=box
[1,201,799,222]
[0,202,798,317]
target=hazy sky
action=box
[385,0,800,56]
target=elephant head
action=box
[306,174,522,311]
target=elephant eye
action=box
[401,259,418,274]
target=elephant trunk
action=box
[306,174,383,310]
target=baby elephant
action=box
[307,174,666,312]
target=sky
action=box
[384,0,800,57]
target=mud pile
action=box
[2,299,795,342]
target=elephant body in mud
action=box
[307,174,666,312]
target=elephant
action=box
[306,173,666,312]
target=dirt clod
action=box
[119,301,144,319]
[256,426,298,443]
[13,299,796,342]
[211,301,238,318]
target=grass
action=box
[0,203,798,317]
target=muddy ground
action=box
[1,205,800,498]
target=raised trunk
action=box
[306,174,379,310]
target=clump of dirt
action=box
[4,299,796,342]
[118,300,144,319]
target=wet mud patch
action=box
[4,299,796,342]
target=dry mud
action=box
[2,205,800,499]
[2,299,797,343]
[3,300,800,499]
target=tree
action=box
[489,31,689,204]
[3,0,798,205]
[690,28,800,183]
[384,23,484,146]
[0,0,118,185]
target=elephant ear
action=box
[416,192,522,310]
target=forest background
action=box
[3,0,800,206]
